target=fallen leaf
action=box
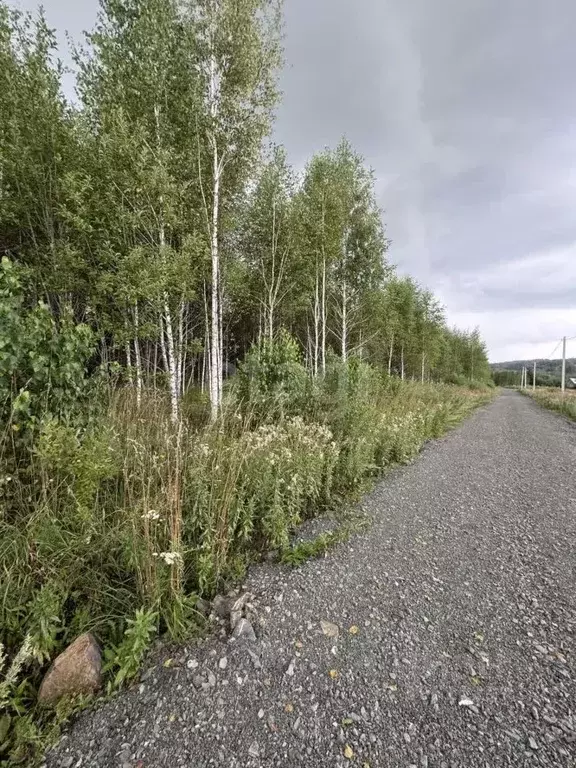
[168,712,176,722]
[349,625,359,635]
[163,658,174,668]
[329,669,339,679]
[470,675,482,686]
[474,632,484,644]
[284,702,294,713]
[344,744,354,759]
[362,763,371,768]
[294,641,303,648]
[321,620,339,638]
[386,683,397,691]
[342,718,354,726]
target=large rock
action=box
[38,633,102,706]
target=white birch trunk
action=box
[209,139,222,420]
[154,102,179,422]
[178,301,185,399]
[341,280,348,363]
[125,339,133,385]
[133,302,143,407]
[388,332,394,376]
[320,202,327,376]
[163,295,180,422]
[313,268,320,376]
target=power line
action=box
[545,340,562,360]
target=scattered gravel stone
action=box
[230,618,257,643]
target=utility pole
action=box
[533,360,536,391]
[561,336,566,393]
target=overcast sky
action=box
[10,0,576,362]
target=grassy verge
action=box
[522,387,576,422]
[0,371,494,763]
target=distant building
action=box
[568,377,576,389]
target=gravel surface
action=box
[45,391,576,768]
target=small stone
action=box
[248,741,260,758]
[247,648,262,669]
[212,595,232,618]
[219,656,228,670]
[528,737,538,750]
[207,672,216,687]
[535,645,547,655]
[231,618,256,643]
[186,659,199,670]
[320,620,339,638]
[285,658,296,676]
[195,597,210,616]
[258,709,265,719]
[230,610,243,630]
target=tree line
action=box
[0,0,491,425]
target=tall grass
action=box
[523,387,576,422]
[0,366,493,762]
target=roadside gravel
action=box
[46,391,576,768]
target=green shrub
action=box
[0,257,94,434]
[235,330,308,419]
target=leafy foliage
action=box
[0,258,94,432]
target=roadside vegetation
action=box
[523,388,576,422]
[0,0,494,761]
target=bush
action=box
[0,257,94,435]
[235,330,308,419]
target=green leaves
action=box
[0,258,95,431]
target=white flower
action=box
[141,510,161,521]
[158,551,182,566]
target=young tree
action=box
[189,0,283,418]
[241,145,296,341]
[330,139,388,362]
[78,0,202,420]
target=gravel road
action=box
[46,391,576,768]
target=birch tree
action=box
[241,145,297,340]
[79,0,200,420]
[330,139,387,362]
[189,0,283,419]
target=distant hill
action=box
[490,358,576,387]
[491,358,576,374]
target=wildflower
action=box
[158,551,182,566]
[141,510,161,521]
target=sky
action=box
[9,0,576,362]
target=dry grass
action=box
[524,387,576,422]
